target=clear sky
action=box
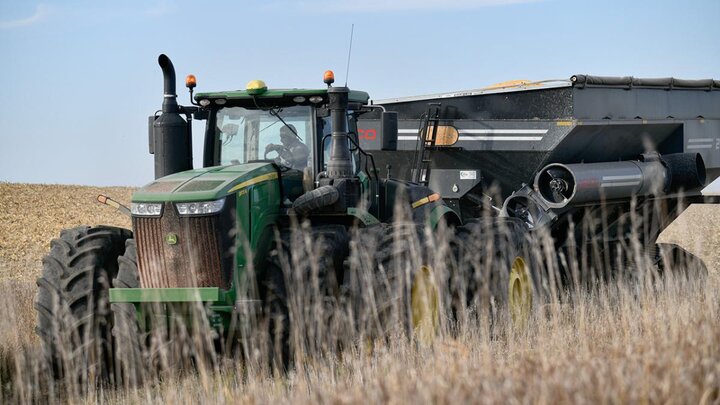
[1,0,718,186]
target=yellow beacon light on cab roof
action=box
[246,79,267,95]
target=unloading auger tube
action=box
[533,152,706,209]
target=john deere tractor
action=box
[35,55,458,384]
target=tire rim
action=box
[411,265,439,343]
[508,256,532,327]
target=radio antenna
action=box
[344,24,354,87]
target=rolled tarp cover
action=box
[571,74,719,90]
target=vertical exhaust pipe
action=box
[152,54,192,179]
[158,54,179,114]
[326,86,354,179]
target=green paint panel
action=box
[347,207,380,226]
[132,163,276,202]
[109,287,220,303]
[428,205,460,229]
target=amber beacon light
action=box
[185,74,197,89]
[323,70,335,86]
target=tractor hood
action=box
[132,163,278,202]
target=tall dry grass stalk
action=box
[1,198,718,404]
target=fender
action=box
[428,205,460,230]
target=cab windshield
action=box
[214,105,313,170]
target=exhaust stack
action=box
[159,55,179,114]
[152,54,192,179]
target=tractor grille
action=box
[133,203,229,289]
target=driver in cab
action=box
[265,124,310,169]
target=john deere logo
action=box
[165,233,178,245]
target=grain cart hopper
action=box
[358,75,719,323]
[35,55,458,385]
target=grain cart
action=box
[358,76,719,324]
[35,55,458,384]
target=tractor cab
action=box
[194,80,372,204]
[126,56,424,301]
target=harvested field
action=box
[0,182,719,404]
[0,183,133,358]
[0,183,133,282]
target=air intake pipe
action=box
[295,86,360,215]
[152,54,192,179]
[326,86,354,179]
[534,152,706,209]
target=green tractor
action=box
[35,55,459,384]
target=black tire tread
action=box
[261,225,350,371]
[450,217,547,325]
[350,222,430,339]
[35,225,131,384]
[292,185,340,216]
[110,239,145,387]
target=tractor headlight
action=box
[175,198,226,216]
[130,202,163,216]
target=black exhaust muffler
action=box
[534,153,706,208]
[151,54,192,179]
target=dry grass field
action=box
[0,182,719,404]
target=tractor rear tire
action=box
[261,225,350,372]
[35,225,131,385]
[349,222,440,343]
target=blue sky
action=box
[1,0,718,186]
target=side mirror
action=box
[193,109,209,120]
[316,107,330,118]
[148,115,156,154]
[381,111,398,151]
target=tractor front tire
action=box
[35,225,131,385]
[110,238,146,387]
[112,238,229,386]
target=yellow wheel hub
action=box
[508,257,533,327]
[411,265,439,343]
